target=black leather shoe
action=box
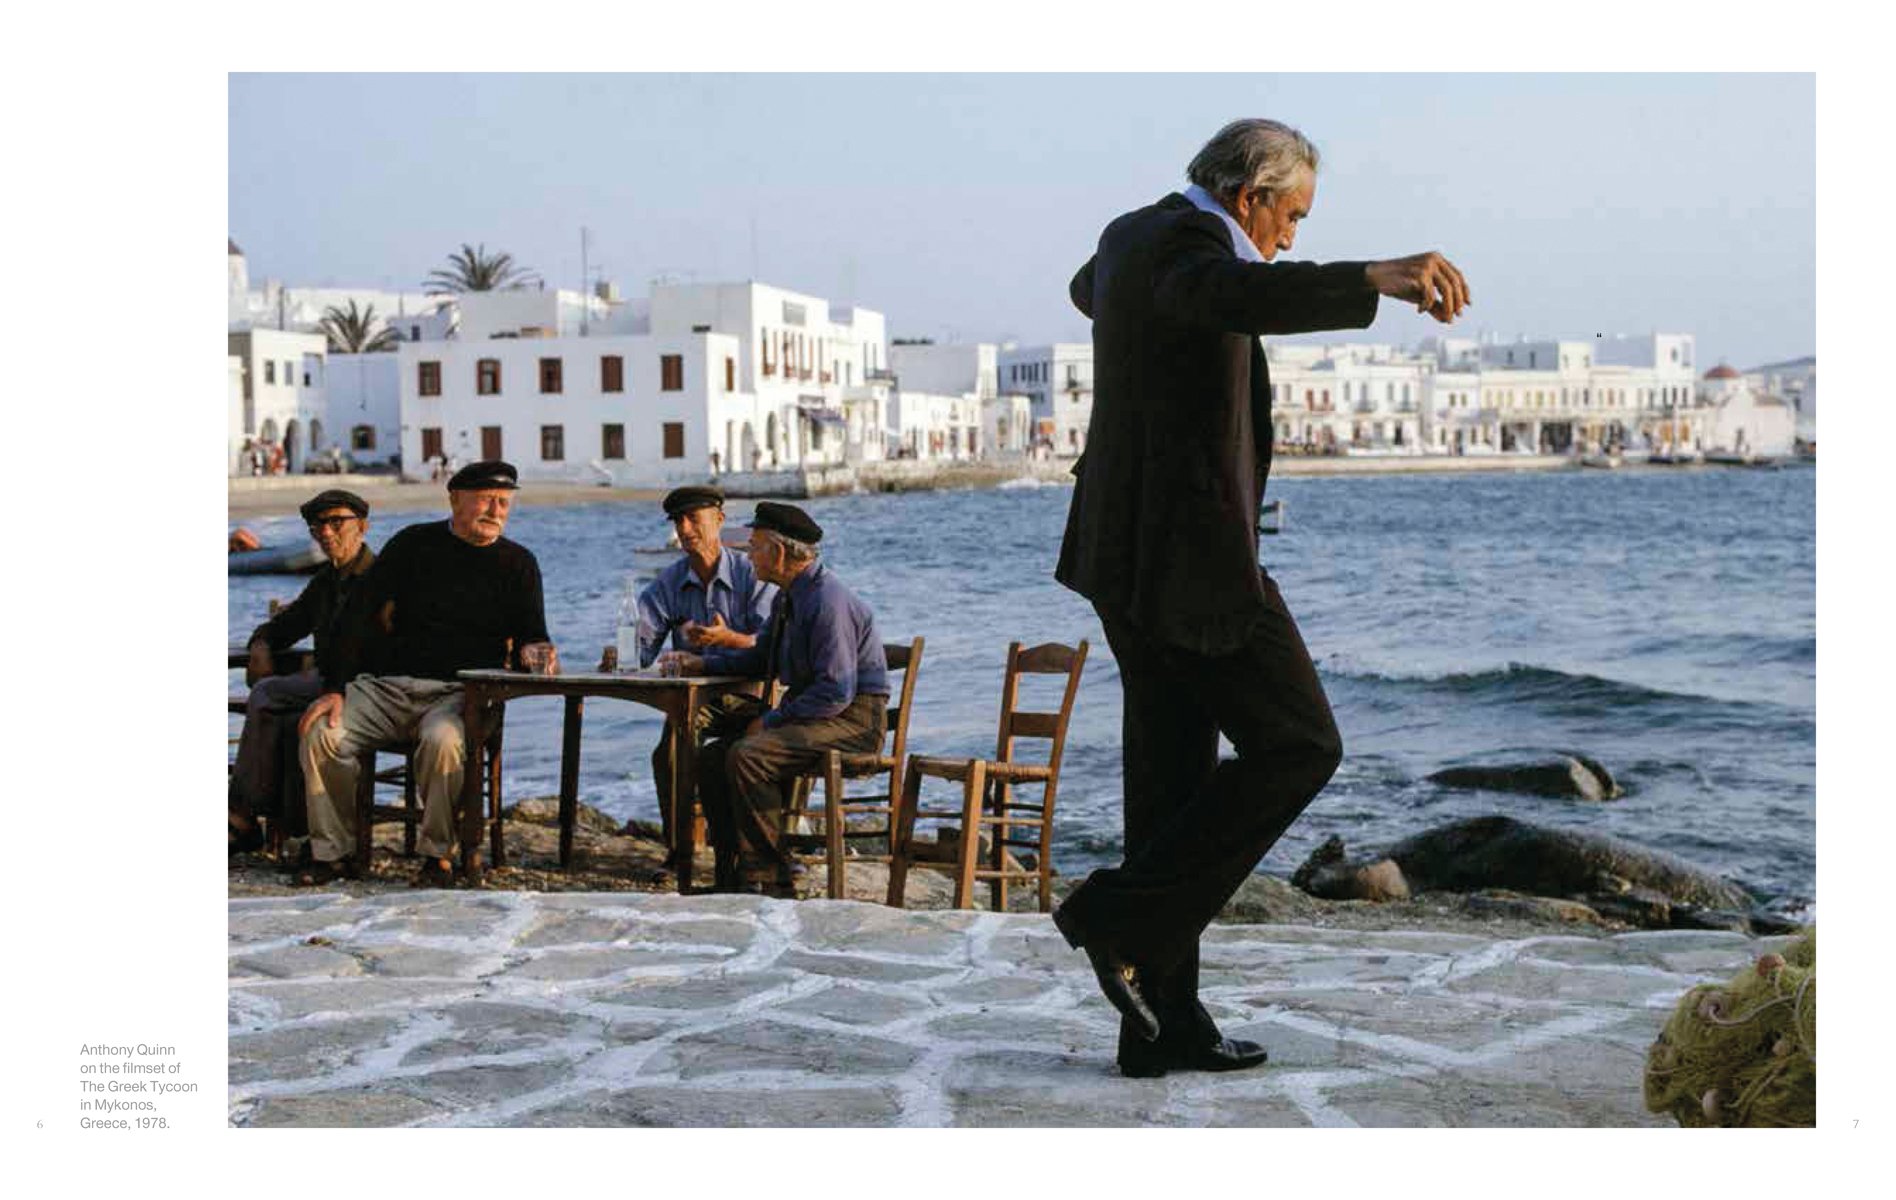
[1118,1036,1270,1079]
[1052,905,1161,1042]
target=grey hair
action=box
[1186,119,1319,201]
[760,528,820,563]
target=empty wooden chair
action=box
[887,640,1088,912]
[783,638,925,899]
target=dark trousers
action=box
[696,694,886,885]
[230,670,324,833]
[1061,576,1342,1050]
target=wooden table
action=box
[455,668,756,892]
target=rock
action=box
[1216,873,1326,924]
[1668,906,1754,934]
[1461,890,1605,926]
[1585,887,1673,928]
[502,795,621,837]
[1291,840,1410,902]
[1428,754,1621,802]
[1385,815,1750,911]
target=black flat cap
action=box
[747,500,823,544]
[447,460,519,491]
[299,488,369,522]
[663,485,724,520]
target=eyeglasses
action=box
[307,516,360,532]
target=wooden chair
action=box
[783,638,925,899]
[887,640,1088,912]
[353,707,507,868]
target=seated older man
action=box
[625,485,776,848]
[229,489,376,854]
[297,461,559,888]
[659,502,888,896]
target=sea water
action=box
[230,465,1816,916]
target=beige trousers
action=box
[300,675,467,863]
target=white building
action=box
[888,391,983,460]
[228,238,445,338]
[227,328,329,473]
[888,342,1007,460]
[1700,365,1795,458]
[395,281,890,485]
[228,355,248,475]
[323,353,404,468]
[997,343,1092,457]
[982,393,1034,459]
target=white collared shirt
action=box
[1182,183,1265,264]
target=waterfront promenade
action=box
[228,454,1576,518]
[228,889,1791,1127]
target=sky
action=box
[229,73,1814,370]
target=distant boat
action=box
[1579,451,1623,469]
[228,543,325,576]
[1704,448,1769,466]
[1648,447,1702,465]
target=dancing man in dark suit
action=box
[1049,118,1470,1077]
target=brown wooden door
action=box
[481,426,502,460]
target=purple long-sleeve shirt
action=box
[702,560,888,728]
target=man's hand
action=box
[657,651,705,678]
[518,641,560,676]
[684,613,748,649]
[245,641,274,687]
[298,692,344,737]
[1365,252,1470,324]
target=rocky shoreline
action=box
[228,797,1780,943]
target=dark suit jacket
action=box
[1055,193,1378,656]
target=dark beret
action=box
[747,500,823,545]
[447,460,519,491]
[663,485,724,520]
[299,489,369,522]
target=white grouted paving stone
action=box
[227,891,1776,1128]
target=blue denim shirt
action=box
[703,560,889,728]
[635,547,775,668]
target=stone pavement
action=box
[227,890,1793,1127]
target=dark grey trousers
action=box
[695,694,886,885]
[230,670,324,828]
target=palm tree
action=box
[425,243,539,295]
[319,300,403,354]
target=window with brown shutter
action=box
[540,424,564,461]
[481,426,502,460]
[601,355,624,393]
[539,357,563,394]
[660,355,684,391]
[662,422,685,459]
[477,359,501,395]
[602,423,625,460]
[724,357,735,391]
[418,361,441,396]
[421,427,444,462]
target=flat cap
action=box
[747,500,823,545]
[663,484,724,520]
[299,488,369,522]
[446,460,519,491]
